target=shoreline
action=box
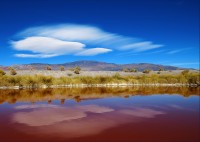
[0,83,199,89]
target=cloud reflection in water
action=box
[12,104,165,138]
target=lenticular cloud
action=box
[11,23,163,58]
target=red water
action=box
[0,88,199,142]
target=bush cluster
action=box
[0,71,199,88]
[122,68,138,72]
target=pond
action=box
[0,87,199,142]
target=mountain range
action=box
[0,60,189,71]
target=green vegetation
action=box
[0,70,199,88]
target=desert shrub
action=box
[70,77,82,84]
[123,68,137,73]
[0,71,199,87]
[128,78,138,84]
[122,68,129,72]
[187,73,200,84]
[0,75,9,86]
[74,67,81,74]
[130,68,137,72]
[69,66,81,74]
[54,77,71,85]
[158,78,168,84]
[23,76,38,87]
[150,74,159,84]
[7,76,21,86]
[60,66,65,71]
[178,75,187,84]
[10,69,17,75]
[74,69,80,74]
[113,73,122,80]
[30,67,35,71]
[143,69,151,74]
[0,69,6,76]
[181,70,189,76]
[75,66,81,71]
[95,76,109,84]
[163,75,178,84]
[39,76,53,87]
[112,73,126,83]
[80,76,96,84]
[54,77,66,85]
[68,68,74,71]
[67,73,72,76]
[46,66,52,70]
[159,68,164,71]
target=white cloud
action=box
[121,41,163,51]
[166,48,191,54]
[12,36,85,56]
[12,24,164,58]
[76,48,112,56]
[167,50,182,54]
[17,24,120,42]
[15,54,59,58]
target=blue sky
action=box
[0,0,199,69]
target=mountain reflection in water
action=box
[0,87,199,142]
[0,86,199,104]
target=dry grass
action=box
[0,70,199,88]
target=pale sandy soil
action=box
[4,70,199,77]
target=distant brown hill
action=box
[0,60,189,71]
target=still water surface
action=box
[0,87,199,142]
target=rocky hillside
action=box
[0,60,186,71]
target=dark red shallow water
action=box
[0,88,199,142]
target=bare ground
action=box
[4,70,198,77]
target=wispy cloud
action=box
[166,48,190,54]
[11,24,164,58]
[116,49,165,57]
[15,54,58,58]
[148,50,166,54]
[167,50,182,54]
[76,48,112,56]
[120,41,163,51]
